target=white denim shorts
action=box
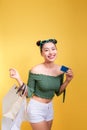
[27,98,54,123]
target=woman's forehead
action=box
[42,42,56,48]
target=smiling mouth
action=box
[48,55,56,59]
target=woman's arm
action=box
[59,68,74,94]
[9,68,23,86]
[9,68,28,96]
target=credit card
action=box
[60,65,69,72]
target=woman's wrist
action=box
[65,79,71,84]
[16,78,23,86]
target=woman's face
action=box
[41,42,57,62]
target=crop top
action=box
[27,71,66,102]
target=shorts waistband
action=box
[30,98,52,106]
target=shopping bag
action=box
[2,84,26,120]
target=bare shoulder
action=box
[55,64,61,70]
[55,64,64,74]
[30,64,43,74]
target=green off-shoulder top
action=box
[27,71,65,102]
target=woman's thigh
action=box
[47,120,53,130]
[30,120,53,130]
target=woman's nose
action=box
[49,50,53,54]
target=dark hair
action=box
[36,40,42,46]
[36,39,57,52]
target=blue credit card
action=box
[60,65,69,72]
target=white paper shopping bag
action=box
[2,84,25,120]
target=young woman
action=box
[9,39,73,130]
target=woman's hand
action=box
[9,68,23,85]
[65,68,74,82]
[59,68,73,94]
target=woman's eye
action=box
[45,49,48,51]
[52,48,56,50]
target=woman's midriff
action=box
[32,95,52,103]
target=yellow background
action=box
[0,0,87,130]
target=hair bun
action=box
[36,40,41,46]
[53,39,57,44]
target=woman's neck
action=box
[43,61,55,68]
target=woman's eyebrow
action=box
[44,46,56,49]
[43,47,49,49]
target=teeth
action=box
[48,56,55,58]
